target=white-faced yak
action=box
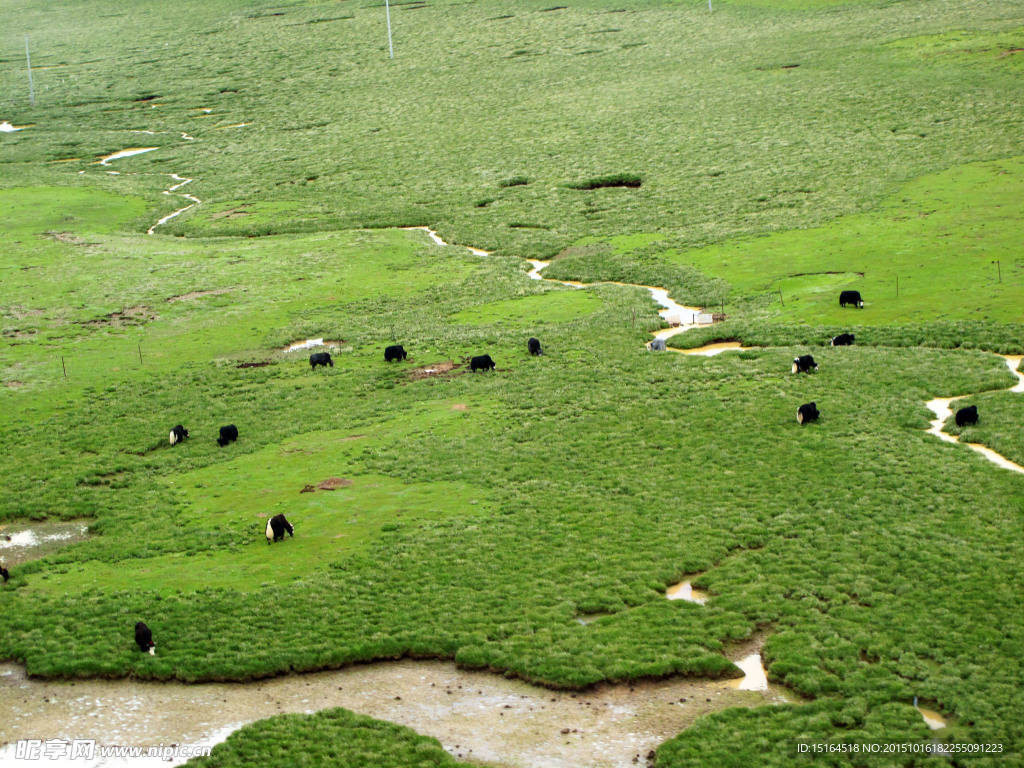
[266,514,295,544]
[839,290,864,308]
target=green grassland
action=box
[1,0,1023,765]
[191,707,464,768]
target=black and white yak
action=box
[797,402,820,425]
[169,425,189,446]
[266,514,295,544]
[135,621,156,655]
[792,355,818,374]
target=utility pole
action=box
[25,36,35,107]
[385,0,394,59]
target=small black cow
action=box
[309,352,333,370]
[135,621,155,655]
[471,354,495,372]
[169,425,189,446]
[385,345,407,362]
[797,402,820,425]
[839,290,864,308]
[528,337,542,356]
[792,355,818,374]
[955,405,978,427]
[649,339,667,352]
[831,333,855,346]
[266,513,294,544]
[1,565,9,583]
[217,424,239,447]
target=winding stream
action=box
[924,354,1024,475]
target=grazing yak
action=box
[135,621,156,655]
[528,337,543,356]
[385,344,407,362]
[831,333,855,346]
[955,405,979,427]
[797,402,820,425]
[839,290,864,308]
[649,339,667,351]
[1,565,9,583]
[471,354,495,372]
[266,514,294,544]
[792,355,818,374]
[169,424,189,446]
[309,352,333,370]
[217,424,239,447]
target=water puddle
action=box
[0,655,792,768]
[666,581,707,605]
[216,122,252,129]
[678,342,751,357]
[722,655,769,692]
[0,521,92,568]
[282,338,343,353]
[924,354,1024,475]
[918,707,947,730]
[97,148,158,166]
[1,122,32,133]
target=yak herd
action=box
[5,288,985,653]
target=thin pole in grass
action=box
[138,343,143,365]
[25,36,35,107]
[777,290,784,308]
[992,260,1001,283]
[385,0,394,59]
[61,356,66,378]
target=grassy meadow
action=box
[1,0,1024,765]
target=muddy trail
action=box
[0,642,793,768]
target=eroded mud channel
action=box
[1,651,793,768]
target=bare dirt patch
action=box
[4,381,25,389]
[451,403,467,411]
[211,206,253,220]
[167,289,231,303]
[4,306,45,320]
[78,306,157,328]
[236,361,272,369]
[44,231,99,246]
[318,477,353,490]
[406,361,462,381]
